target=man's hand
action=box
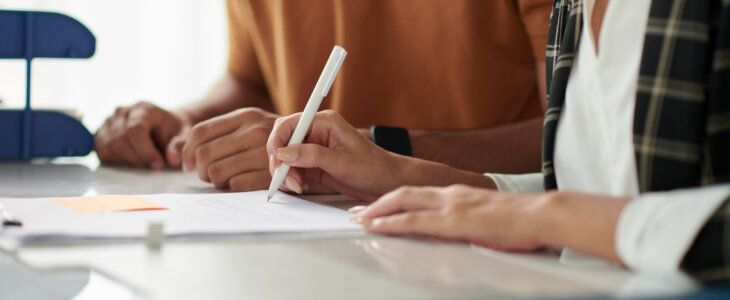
[182,107,278,191]
[95,101,191,169]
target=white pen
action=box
[266,46,347,202]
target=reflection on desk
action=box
[0,250,141,300]
[0,155,714,299]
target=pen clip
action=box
[321,47,347,97]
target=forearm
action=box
[398,154,497,190]
[535,191,630,262]
[408,117,544,174]
[176,74,273,124]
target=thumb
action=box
[165,132,188,167]
[275,144,352,178]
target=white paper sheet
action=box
[0,191,362,241]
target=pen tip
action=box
[266,196,272,202]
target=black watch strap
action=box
[370,126,412,156]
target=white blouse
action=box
[553,0,644,197]
[487,0,730,275]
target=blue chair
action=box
[0,10,95,160]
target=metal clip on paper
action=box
[145,222,164,250]
[0,10,95,160]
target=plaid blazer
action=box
[543,0,730,283]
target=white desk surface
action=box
[0,156,698,300]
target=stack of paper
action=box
[0,191,362,242]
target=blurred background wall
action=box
[0,0,228,131]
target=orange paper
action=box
[51,195,167,213]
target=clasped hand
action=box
[96,103,281,191]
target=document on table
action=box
[0,191,362,241]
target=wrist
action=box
[530,191,569,248]
[389,152,419,188]
[398,155,496,189]
[532,191,629,261]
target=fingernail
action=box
[269,154,275,173]
[350,216,363,223]
[370,218,383,228]
[182,162,191,173]
[359,218,373,228]
[150,160,164,170]
[285,176,302,194]
[348,206,367,214]
[276,147,298,162]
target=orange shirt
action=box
[227,0,552,130]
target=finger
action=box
[364,211,448,237]
[268,153,275,175]
[95,111,128,165]
[270,157,304,194]
[182,112,256,172]
[267,111,352,154]
[284,168,304,194]
[126,108,165,169]
[348,206,367,214]
[195,126,270,182]
[149,109,182,149]
[114,106,130,118]
[206,146,269,187]
[275,144,352,178]
[267,113,303,156]
[95,143,121,165]
[357,187,444,220]
[108,114,145,166]
[95,119,120,164]
[107,138,144,167]
[290,165,377,201]
[227,169,273,192]
[96,144,122,165]
[166,133,187,167]
[298,181,334,194]
[316,171,379,201]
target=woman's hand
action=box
[352,185,631,260]
[267,110,409,201]
[351,185,549,251]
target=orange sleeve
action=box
[517,0,554,62]
[226,0,265,87]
